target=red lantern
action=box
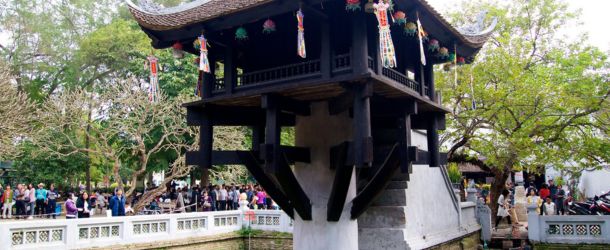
[346,0,361,11]
[457,57,466,65]
[172,42,184,59]
[393,11,406,25]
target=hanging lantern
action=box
[235,27,248,40]
[428,39,439,52]
[438,47,449,58]
[346,0,361,11]
[193,39,201,50]
[448,52,456,62]
[404,22,417,36]
[393,11,406,25]
[262,19,276,34]
[457,56,466,65]
[364,0,375,13]
[171,42,184,59]
[297,9,306,58]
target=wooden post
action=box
[398,101,416,173]
[320,20,331,79]
[415,48,425,96]
[351,10,368,76]
[224,46,235,94]
[424,62,434,100]
[200,111,213,182]
[427,113,440,167]
[202,53,215,98]
[353,82,373,168]
[262,95,281,174]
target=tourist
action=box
[539,184,550,215]
[35,183,48,217]
[526,188,542,214]
[548,180,557,203]
[265,192,273,209]
[46,184,59,219]
[0,183,3,214]
[2,184,13,219]
[542,197,556,215]
[218,185,227,211]
[95,190,106,215]
[76,192,91,218]
[202,191,212,211]
[231,186,240,210]
[210,185,218,211]
[27,183,35,219]
[14,184,23,218]
[65,193,77,219]
[227,185,235,210]
[191,185,201,212]
[256,188,266,210]
[125,202,135,215]
[109,189,126,217]
[555,184,566,215]
[494,189,512,229]
[175,188,185,213]
[250,191,259,209]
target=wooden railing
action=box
[236,60,321,88]
[381,67,421,93]
[333,54,351,74]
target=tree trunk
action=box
[490,166,511,218]
[85,105,93,193]
[201,167,209,187]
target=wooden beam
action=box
[187,105,295,127]
[262,94,311,116]
[274,155,312,220]
[327,141,354,221]
[224,46,235,94]
[199,111,213,173]
[237,151,294,218]
[328,90,355,115]
[424,62,435,101]
[351,144,401,219]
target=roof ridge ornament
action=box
[457,10,498,36]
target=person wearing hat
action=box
[35,183,48,217]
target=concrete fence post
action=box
[527,205,540,242]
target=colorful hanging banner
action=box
[198,35,211,73]
[416,16,427,66]
[147,55,160,102]
[373,1,396,68]
[297,9,306,58]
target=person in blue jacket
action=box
[109,189,126,217]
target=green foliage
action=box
[447,162,462,183]
[238,226,263,237]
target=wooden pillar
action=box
[262,95,281,174]
[251,125,264,152]
[224,46,235,94]
[202,53,215,98]
[427,114,440,167]
[398,101,417,173]
[415,50,425,96]
[353,82,373,168]
[351,10,368,76]
[320,21,331,79]
[424,63,434,100]
[199,111,213,184]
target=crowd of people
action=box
[146,183,279,213]
[0,182,129,220]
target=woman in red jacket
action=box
[539,184,550,215]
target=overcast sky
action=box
[426,0,610,51]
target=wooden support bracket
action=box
[327,141,354,221]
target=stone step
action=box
[358,228,408,250]
[358,206,407,229]
[386,180,408,190]
[372,188,407,206]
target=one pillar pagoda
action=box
[128,0,495,249]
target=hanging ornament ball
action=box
[172,42,184,59]
[404,22,417,36]
[443,63,453,72]
[262,19,276,34]
[438,47,449,58]
[393,11,406,25]
[235,27,248,40]
[193,39,201,50]
[428,39,440,52]
[448,53,456,63]
[364,0,375,13]
[346,0,361,11]
[457,56,466,65]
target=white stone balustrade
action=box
[0,210,293,250]
[527,206,610,244]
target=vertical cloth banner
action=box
[147,55,159,103]
[373,1,396,68]
[198,35,211,73]
[297,9,306,58]
[416,16,427,66]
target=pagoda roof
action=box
[127,0,496,60]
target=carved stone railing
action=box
[0,210,292,250]
[527,206,610,244]
[381,67,421,93]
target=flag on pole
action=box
[416,16,427,66]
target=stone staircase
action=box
[514,186,528,222]
[358,174,410,250]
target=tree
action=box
[35,79,194,198]
[0,62,36,159]
[437,0,610,214]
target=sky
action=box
[426,0,610,51]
